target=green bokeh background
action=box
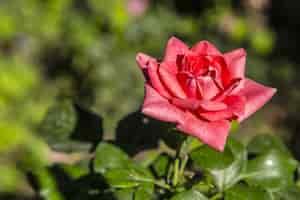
[0,0,300,198]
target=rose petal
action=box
[159,63,187,98]
[191,41,221,55]
[136,52,171,98]
[199,95,246,121]
[177,112,230,151]
[199,100,228,111]
[235,79,277,122]
[161,61,178,74]
[142,84,185,124]
[172,98,201,110]
[177,73,198,98]
[212,56,230,88]
[214,79,243,101]
[147,61,172,98]
[172,98,227,111]
[197,76,220,100]
[136,52,156,69]
[223,95,246,117]
[163,37,189,62]
[199,109,233,122]
[224,48,246,80]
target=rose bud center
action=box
[176,55,224,100]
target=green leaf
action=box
[152,154,171,177]
[270,185,300,200]
[247,134,290,156]
[94,142,132,174]
[113,183,155,200]
[191,145,234,170]
[40,99,77,142]
[134,183,155,200]
[19,136,51,170]
[179,136,203,158]
[243,149,298,189]
[60,163,90,179]
[170,189,209,200]
[0,164,26,193]
[114,188,135,200]
[104,168,153,189]
[0,123,27,154]
[134,149,162,168]
[190,138,247,191]
[225,184,271,200]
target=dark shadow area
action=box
[269,1,300,63]
[173,0,213,16]
[115,111,185,155]
[52,167,114,200]
[0,195,39,200]
[269,1,300,160]
[27,166,115,200]
[71,104,103,147]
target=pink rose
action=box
[136,37,276,151]
[127,0,149,17]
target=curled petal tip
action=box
[164,36,188,62]
[168,36,183,44]
[136,52,155,69]
[191,40,221,55]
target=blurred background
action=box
[1,0,300,198]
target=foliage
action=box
[0,0,300,199]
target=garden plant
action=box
[1,1,300,200]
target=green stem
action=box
[172,159,180,186]
[134,177,171,191]
[35,168,63,200]
[179,155,188,177]
[153,180,172,191]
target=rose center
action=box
[177,55,222,99]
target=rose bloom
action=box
[136,37,276,151]
[127,0,149,17]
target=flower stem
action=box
[172,159,180,186]
[153,180,172,190]
[179,155,188,177]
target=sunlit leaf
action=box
[191,138,247,191]
[170,189,209,200]
[225,184,271,200]
[243,149,298,189]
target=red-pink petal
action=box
[163,37,189,62]
[136,52,156,69]
[172,98,201,110]
[199,95,246,121]
[191,41,221,56]
[136,52,171,98]
[224,48,246,80]
[223,95,246,117]
[177,112,230,151]
[197,76,220,100]
[214,79,243,101]
[159,63,187,99]
[235,79,277,122]
[161,61,178,74]
[199,110,233,122]
[142,85,185,124]
[199,100,228,111]
[177,73,198,98]
[147,61,172,99]
[172,98,227,111]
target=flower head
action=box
[136,37,276,151]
